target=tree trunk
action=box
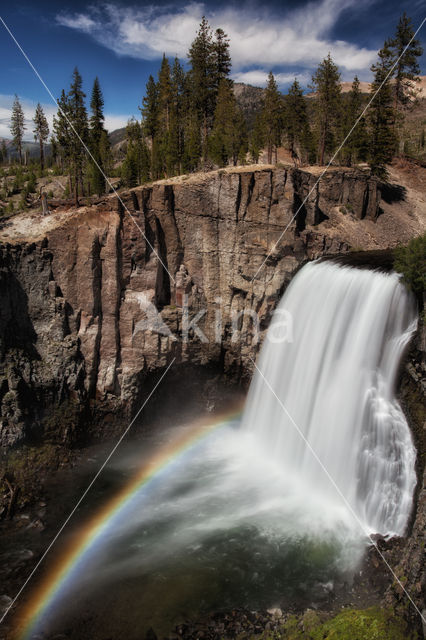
[74,169,79,207]
[392,78,400,157]
[393,76,399,123]
[39,139,44,171]
[4,477,17,519]
[151,136,155,178]
[319,132,325,165]
[203,114,208,161]
[41,192,49,215]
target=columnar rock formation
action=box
[0,163,424,626]
[0,164,412,449]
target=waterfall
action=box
[23,261,421,639]
[242,260,418,536]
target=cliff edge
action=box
[0,163,424,448]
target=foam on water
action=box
[242,260,417,535]
[20,261,418,639]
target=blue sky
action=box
[0,0,424,139]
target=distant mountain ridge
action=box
[339,75,426,97]
[0,137,50,161]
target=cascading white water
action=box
[242,260,418,536]
[26,261,420,639]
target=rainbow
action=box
[16,407,242,639]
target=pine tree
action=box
[141,75,159,177]
[122,118,150,188]
[183,112,202,173]
[68,67,88,205]
[53,89,73,178]
[261,72,284,164]
[122,135,138,189]
[89,77,104,139]
[33,103,49,170]
[310,54,342,164]
[188,16,216,160]
[10,95,26,165]
[209,79,247,167]
[50,136,58,168]
[284,79,310,164]
[213,28,231,90]
[389,13,423,155]
[166,105,179,176]
[99,130,112,178]
[237,122,249,166]
[1,140,7,166]
[300,122,316,165]
[390,13,423,112]
[169,58,186,174]
[249,112,265,164]
[89,77,107,194]
[156,55,173,177]
[134,18,240,177]
[368,42,397,178]
[340,77,368,166]
[157,56,172,120]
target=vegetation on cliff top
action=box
[2,11,423,216]
[394,233,426,302]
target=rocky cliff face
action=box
[1,163,424,452]
[0,165,387,449]
[0,163,425,627]
[386,320,426,624]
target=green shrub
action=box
[394,234,426,300]
[11,172,25,194]
[3,443,63,507]
[258,607,416,640]
[308,607,414,640]
[26,171,37,193]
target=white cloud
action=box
[104,113,133,131]
[56,0,378,75]
[58,13,97,33]
[0,95,131,142]
[232,70,311,88]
